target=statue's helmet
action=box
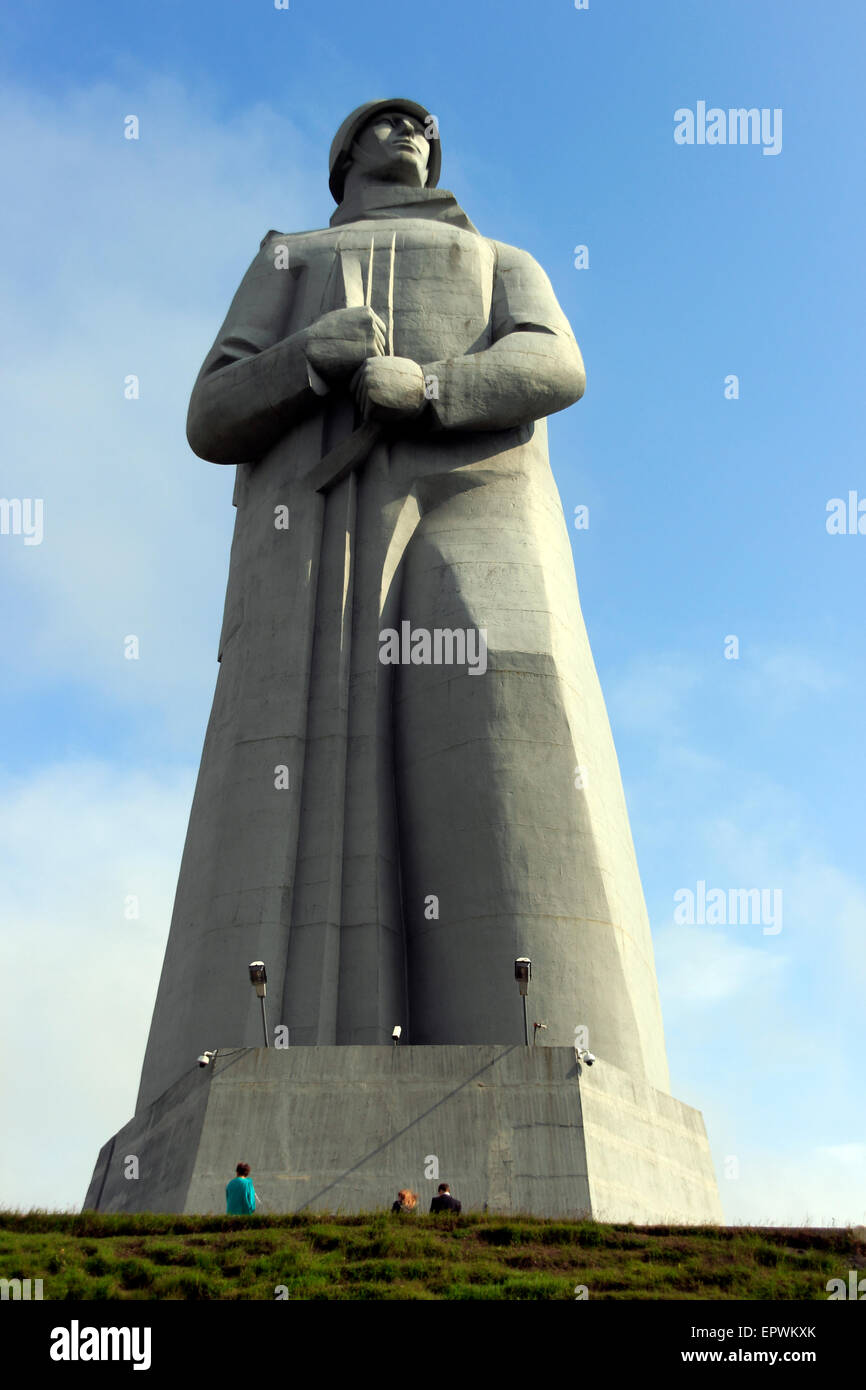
[328,98,441,203]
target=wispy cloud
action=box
[605,654,702,735]
[0,73,325,1207]
[0,76,323,742]
[0,759,192,1209]
[734,644,843,716]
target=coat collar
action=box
[330,183,479,234]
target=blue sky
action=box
[1,0,864,1223]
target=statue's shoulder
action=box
[257,226,339,253]
[486,237,546,273]
[485,238,570,324]
[258,228,299,250]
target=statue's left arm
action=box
[422,240,585,432]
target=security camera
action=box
[197,1050,217,1068]
[392,1025,402,1045]
[583,1051,595,1066]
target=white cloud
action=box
[816,1143,866,1166]
[719,1145,866,1228]
[0,73,329,1210]
[605,654,702,735]
[0,76,324,741]
[653,829,866,1227]
[0,760,192,1210]
[736,644,843,715]
[654,924,787,1005]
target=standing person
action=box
[225,1162,257,1215]
[430,1183,461,1214]
[391,1188,418,1214]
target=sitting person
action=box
[391,1188,418,1213]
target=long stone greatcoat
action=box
[136,183,671,1112]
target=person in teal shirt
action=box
[225,1162,257,1214]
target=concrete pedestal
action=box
[85,1046,723,1223]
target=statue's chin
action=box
[369,154,427,186]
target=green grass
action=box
[0,1210,861,1300]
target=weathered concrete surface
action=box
[136,174,671,1109]
[86,1063,212,1216]
[119,102,721,1230]
[87,1047,723,1223]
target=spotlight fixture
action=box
[248,961,270,1047]
[514,957,531,1045]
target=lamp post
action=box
[248,961,269,1047]
[514,957,531,1046]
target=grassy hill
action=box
[1,1211,861,1300]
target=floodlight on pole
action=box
[514,957,531,1046]
[248,961,269,1047]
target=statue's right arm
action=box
[186,235,319,466]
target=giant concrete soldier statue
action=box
[136,98,672,1113]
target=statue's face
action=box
[348,109,431,187]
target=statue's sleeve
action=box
[423,240,585,433]
[187,232,320,464]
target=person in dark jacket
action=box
[430,1182,462,1213]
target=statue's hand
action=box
[351,357,427,423]
[304,307,386,381]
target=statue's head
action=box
[329,98,441,203]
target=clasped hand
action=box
[304,306,427,422]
